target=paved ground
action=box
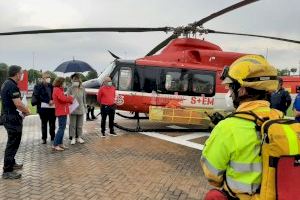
[0,115,211,200]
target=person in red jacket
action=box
[52,77,73,151]
[97,76,117,137]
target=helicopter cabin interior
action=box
[110,60,216,97]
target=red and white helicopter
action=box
[1,0,299,130]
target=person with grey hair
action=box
[97,76,117,137]
[67,73,87,144]
[1,65,30,179]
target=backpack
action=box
[229,112,300,200]
[31,92,39,106]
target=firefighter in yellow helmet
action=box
[201,55,283,200]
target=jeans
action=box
[53,116,67,146]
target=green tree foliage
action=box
[79,73,87,82]
[0,63,8,89]
[277,69,290,76]
[277,68,298,76]
[86,71,98,80]
[290,68,297,73]
[28,69,42,83]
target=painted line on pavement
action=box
[167,125,188,129]
[175,132,210,140]
[139,131,204,150]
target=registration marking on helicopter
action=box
[139,132,209,150]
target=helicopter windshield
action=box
[98,61,115,84]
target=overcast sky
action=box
[0,0,299,73]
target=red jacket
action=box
[97,85,116,106]
[52,87,73,116]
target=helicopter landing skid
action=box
[116,112,148,120]
[114,123,210,133]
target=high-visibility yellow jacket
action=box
[201,100,283,200]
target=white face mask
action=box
[46,78,51,83]
[225,90,234,108]
[72,82,80,87]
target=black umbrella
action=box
[54,59,95,73]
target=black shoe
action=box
[109,132,117,136]
[42,139,47,144]
[13,163,23,170]
[2,171,22,179]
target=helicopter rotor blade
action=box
[0,27,172,36]
[206,29,300,44]
[146,33,179,56]
[192,0,259,27]
[108,50,121,59]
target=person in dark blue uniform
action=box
[1,65,30,179]
[33,72,56,144]
[270,77,292,115]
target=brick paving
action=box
[0,115,210,200]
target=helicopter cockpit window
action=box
[119,67,132,91]
[165,72,188,92]
[192,74,214,95]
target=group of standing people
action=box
[33,73,88,150]
[1,64,117,179]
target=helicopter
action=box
[0,0,299,131]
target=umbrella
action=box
[54,59,95,73]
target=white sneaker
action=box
[70,138,76,145]
[77,137,85,144]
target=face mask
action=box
[72,82,80,87]
[225,90,234,108]
[46,78,51,83]
[107,81,113,86]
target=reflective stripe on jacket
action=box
[201,100,283,196]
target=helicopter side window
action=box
[165,71,188,92]
[192,73,214,95]
[119,67,133,91]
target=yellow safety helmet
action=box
[221,55,278,92]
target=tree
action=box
[28,69,42,83]
[86,71,98,80]
[277,69,290,76]
[290,68,297,73]
[0,63,8,89]
[79,73,87,82]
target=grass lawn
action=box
[0,98,37,115]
